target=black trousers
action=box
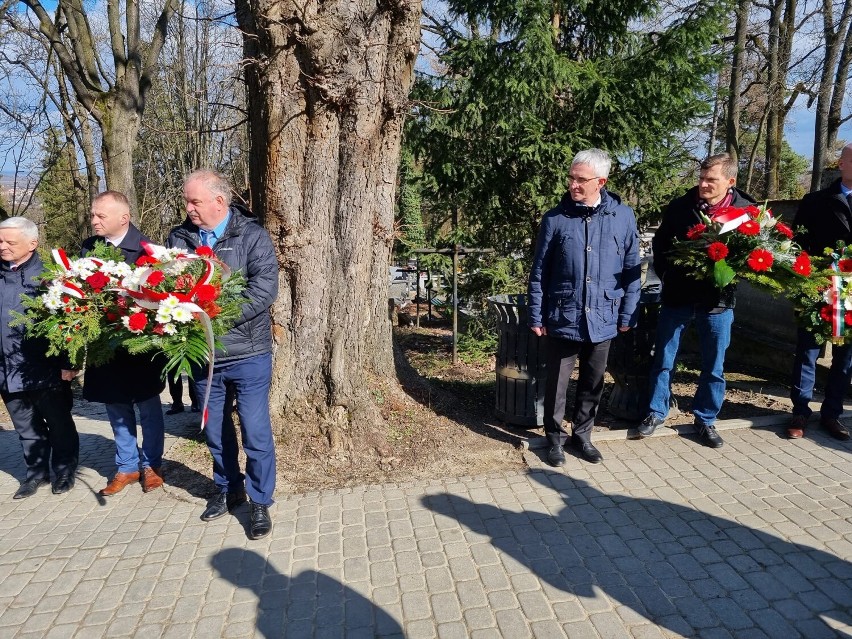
[543,337,611,446]
[3,384,79,481]
[168,373,198,409]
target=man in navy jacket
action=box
[0,217,79,498]
[528,149,641,466]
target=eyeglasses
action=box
[568,175,601,185]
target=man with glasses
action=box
[635,153,756,447]
[528,149,641,466]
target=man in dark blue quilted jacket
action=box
[528,149,641,466]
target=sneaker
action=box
[636,414,665,439]
[697,424,724,448]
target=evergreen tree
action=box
[395,149,426,260]
[36,128,89,251]
[409,0,734,258]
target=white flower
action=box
[171,305,194,323]
[162,323,177,335]
[160,295,181,310]
[155,308,173,324]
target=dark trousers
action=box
[2,384,79,482]
[543,338,611,446]
[790,328,852,420]
[194,352,276,505]
[168,374,198,409]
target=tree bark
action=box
[726,0,751,164]
[236,0,421,439]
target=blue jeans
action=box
[105,395,165,473]
[647,305,733,426]
[194,352,276,505]
[790,328,852,419]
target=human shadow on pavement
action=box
[423,469,852,638]
[211,547,406,638]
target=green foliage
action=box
[407,0,734,267]
[736,133,810,199]
[36,128,89,253]
[395,149,426,259]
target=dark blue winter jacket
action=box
[528,189,641,342]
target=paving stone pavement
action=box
[1,396,852,638]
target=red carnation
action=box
[136,255,158,266]
[821,305,833,323]
[106,312,119,321]
[838,259,852,273]
[194,284,218,303]
[747,248,774,272]
[153,324,165,335]
[744,205,762,218]
[707,242,729,262]
[128,312,147,332]
[845,312,852,326]
[86,272,110,291]
[146,271,166,287]
[792,253,811,276]
[175,274,195,291]
[774,222,793,239]
[737,220,760,236]
[686,223,706,240]
[196,246,214,257]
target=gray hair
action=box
[571,149,612,179]
[185,170,233,202]
[0,216,39,240]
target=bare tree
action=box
[235,0,420,444]
[726,0,752,164]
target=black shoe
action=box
[697,424,724,448]
[201,490,247,521]
[572,438,603,463]
[190,405,201,413]
[51,471,76,495]
[14,477,48,499]
[636,414,665,438]
[547,445,566,467]
[249,502,273,539]
[165,405,185,415]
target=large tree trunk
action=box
[236,0,421,441]
[726,0,751,164]
[101,96,142,210]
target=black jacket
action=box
[792,178,852,256]
[81,224,166,404]
[653,186,757,309]
[168,205,278,363]
[0,252,66,394]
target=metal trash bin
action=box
[488,294,547,427]
[606,281,662,422]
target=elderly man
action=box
[636,153,756,447]
[528,148,641,466]
[0,217,79,498]
[787,143,852,441]
[168,170,278,540]
[81,191,166,495]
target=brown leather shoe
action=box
[100,471,141,496]
[141,467,163,493]
[820,417,851,441]
[787,414,807,439]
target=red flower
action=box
[747,248,774,272]
[821,305,833,323]
[136,255,158,266]
[845,312,852,326]
[128,312,147,332]
[86,272,110,291]
[792,252,811,276]
[707,242,729,262]
[774,222,793,239]
[686,223,706,240]
[196,246,214,257]
[106,312,119,321]
[744,205,762,218]
[153,324,165,335]
[199,301,221,319]
[838,259,852,273]
[194,284,218,303]
[175,274,195,292]
[737,220,760,236]
[146,271,166,287]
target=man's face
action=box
[839,147,852,186]
[697,165,736,205]
[184,178,228,230]
[91,198,130,239]
[568,163,607,206]
[0,228,37,264]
